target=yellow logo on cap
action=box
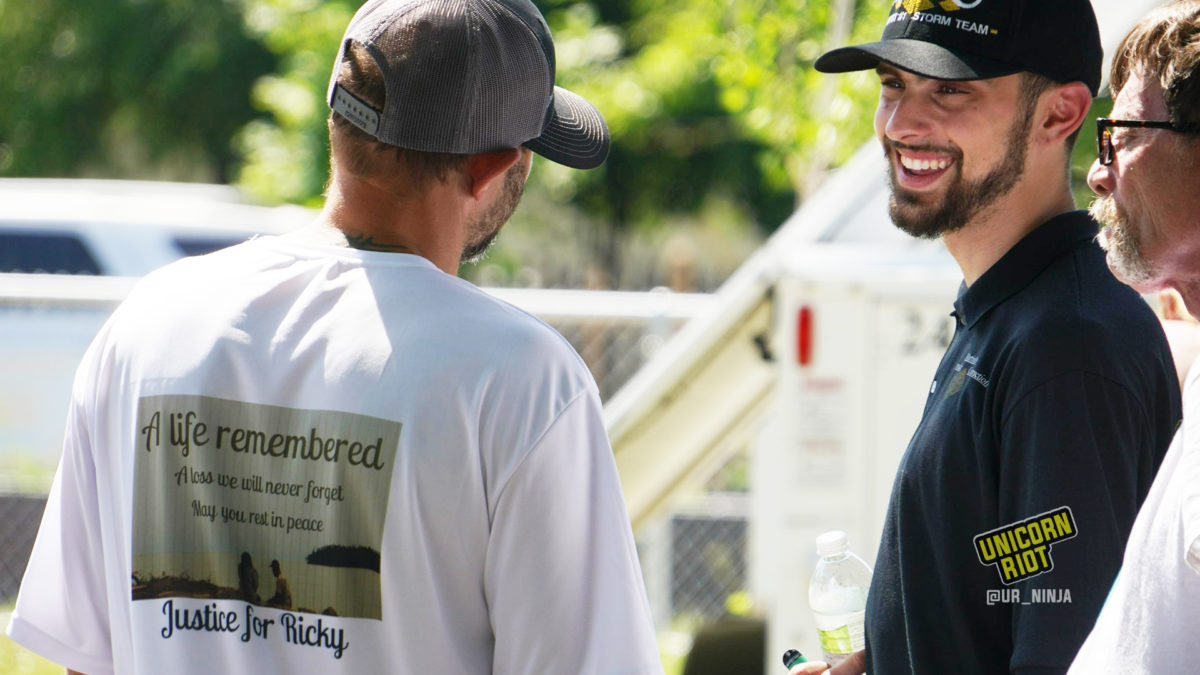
[894,0,976,12]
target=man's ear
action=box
[1040,81,1092,146]
[464,148,523,200]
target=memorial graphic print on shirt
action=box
[973,506,1078,585]
[132,395,400,620]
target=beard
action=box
[885,103,1034,239]
[460,160,528,264]
[1089,195,1158,286]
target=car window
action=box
[0,230,102,275]
[173,236,250,258]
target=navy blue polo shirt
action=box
[864,211,1181,675]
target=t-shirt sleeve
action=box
[6,373,114,675]
[997,371,1157,674]
[483,389,663,675]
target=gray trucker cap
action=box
[327,0,610,170]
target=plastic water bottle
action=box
[808,530,872,665]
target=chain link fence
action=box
[0,496,44,604]
[670,512,749,620]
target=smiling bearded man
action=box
[884,72,1048,240]
[794,1,1184,674]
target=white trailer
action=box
[605,145,960,663]
[752,248,959,662]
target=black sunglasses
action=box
[1096,117,1182,166]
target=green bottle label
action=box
[817,624,853,655]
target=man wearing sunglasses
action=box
[1068,2,1200,672]
[792,1,1182,674]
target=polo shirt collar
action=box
[953,211,1098,328]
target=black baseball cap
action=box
[815,0,1102,95]
[327,0,609,170]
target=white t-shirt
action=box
[6,237,662,675]
[1067,360,1200,674]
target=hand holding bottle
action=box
[809,531,872,665]
[784,649,866,675]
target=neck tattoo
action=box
[343,233,415,254]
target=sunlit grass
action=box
[660,629,693,675]
[0,609,62,675]
[0,455,56,495]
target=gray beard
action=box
[1090,195,1158,286]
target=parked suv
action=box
[0,179,315,485]
[0,178,314,277]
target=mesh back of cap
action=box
[344,0,553,153]
[460,0,551,152]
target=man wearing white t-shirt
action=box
[1068,2,1200,672]
[5,1,662,673]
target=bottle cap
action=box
[816,530,849,557]
[782,649,807,667]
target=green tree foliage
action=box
[0,0,905,286]
[531,0,890,277]
[235,0,357,205]
[2,0,1112,286]
[234,0,890,282]
[705,0,891,194]
[0,0,275,181]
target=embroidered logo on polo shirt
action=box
[973,506,1078,585]
[943,369,967,398]
[942,353,991,399]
